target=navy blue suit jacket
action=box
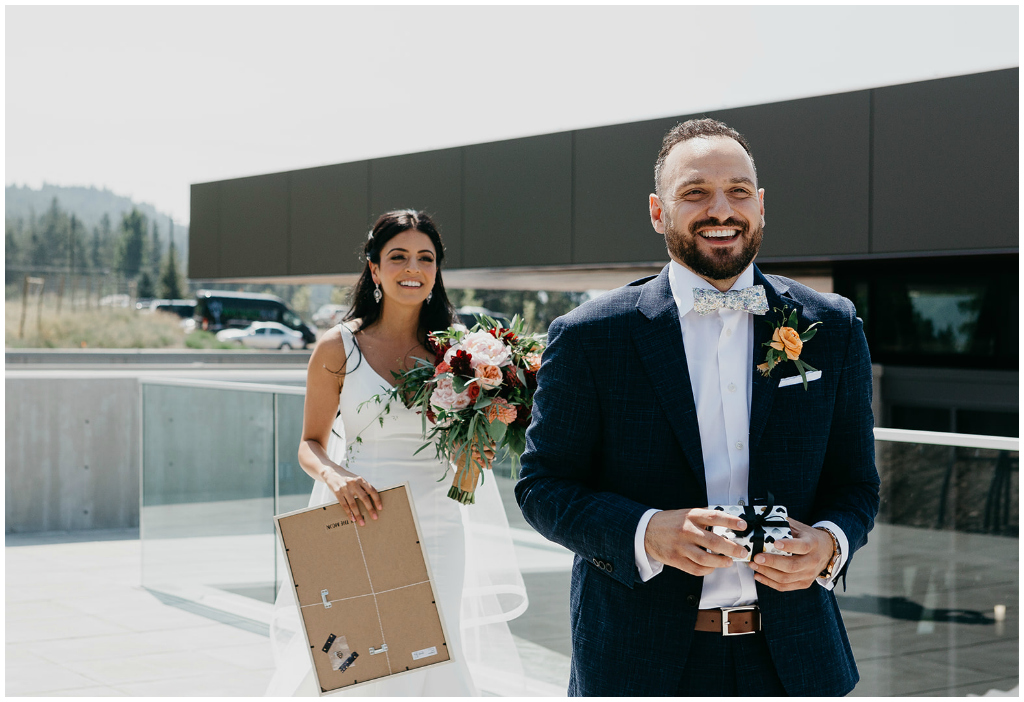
[515,265,880,696]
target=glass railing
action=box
[138,378,1018,696]
[847,428,1018,696]
[139,377,312,627]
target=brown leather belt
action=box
[695,606,761,636]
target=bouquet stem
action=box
[447,485,476,505]
[448,450,490,504]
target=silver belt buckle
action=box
[721,605,757,636]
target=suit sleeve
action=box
[514,316,651,589]
[812,300,881,585]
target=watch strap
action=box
[814,526,841,579]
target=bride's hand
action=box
[325,470,382,526]
[455,440,496,471]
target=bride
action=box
[265,210,528,696]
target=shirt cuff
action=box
[812,520,849,590]
[635,508,664,582]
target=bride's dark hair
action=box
[344,209,456,340]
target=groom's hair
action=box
[654,118,757,199]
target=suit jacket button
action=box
[604,562,614,573]
[686,594,698,607]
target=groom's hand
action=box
[748,517,833,591]
[644,509,749,576]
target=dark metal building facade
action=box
[189,68,1018,435]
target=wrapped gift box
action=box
[709,503,793,562]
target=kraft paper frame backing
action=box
[274,483,453,695]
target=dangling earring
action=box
[426,291,433,304]
[373,282,382,304]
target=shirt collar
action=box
[668,259,756,318]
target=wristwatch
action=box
[814,526,842,579]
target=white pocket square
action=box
[779,370,822,388]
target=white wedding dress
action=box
[266,325,529,696]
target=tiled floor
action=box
[6,477,1019,697]
[6,530,275,696]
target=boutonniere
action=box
[757,306,821,390]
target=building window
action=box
[834,254,1017,370]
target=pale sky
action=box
[5,5,1018,226]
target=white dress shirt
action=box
[633,260,848,603]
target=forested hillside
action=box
[6,184,189,268]
[6,184,188,300]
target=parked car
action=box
[146,299,197,319]
[195,290,316,347]
[312,303,347,329]
[216,322,306,350]
[455,306,511,329]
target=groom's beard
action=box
[666,216,763,282]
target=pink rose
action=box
[474,363,503,390]
[446,331,511,369]
[434,361,452,377]
[430,375,472,412]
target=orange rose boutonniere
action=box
[757,306,821,390]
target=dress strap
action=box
[334,323,360,374]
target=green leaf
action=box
[794,359,809,390]
[487,418,507,443]
[799,327,818,343]
[453,376,468,394]
[787,308,799,329]
[474,396,493,410]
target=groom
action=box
[515,119,879,696]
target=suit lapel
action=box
[749,268,803,452]
[632,267,707,494]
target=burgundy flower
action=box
[449,349,473,376]
[429,336,452,366]
[524,368,538,390]
[512,405,532,428]
[487,327,519,346]
[504,366,522,388]
[466,383,481,401]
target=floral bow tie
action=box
[693,285,769,316]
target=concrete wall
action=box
[5,355,308,534]
[6,376,140,533]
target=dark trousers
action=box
[675,630,788,696]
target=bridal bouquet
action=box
[360,316,544,505]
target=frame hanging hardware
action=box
[368,643,388,655]
[321,589,332,608]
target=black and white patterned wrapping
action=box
[710,504,792,562]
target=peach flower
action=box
[770,327,803,360]
[474,363,503,390]
[524,352,542,373]
[434,361,452,377]
[484,397,518,425]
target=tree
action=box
[91,225,101,271]
[31,197,70,268]
[150,221,161,277]
[137,271,156,299]
[93,213,113,271]
[5,219,22,267]
[159,241,184,299]
[67,214,88,274]
[115,208,147,278]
